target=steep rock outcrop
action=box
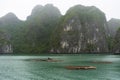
[51,5,108,53]
[24,4,61,53]
[108,18,120,37]
[0,12,23,53]
[113,28,120,53]
[0,30,12,53]
[107,18,120,52]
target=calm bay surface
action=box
[0,54,120,80]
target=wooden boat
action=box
[65,66,96,70]
[92,61,112,64]
[25,58,63,62]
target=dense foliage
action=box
[107,19,120,52]
[0,4,61,53]
[113,28,120,52]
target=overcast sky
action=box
[0,0,119,21]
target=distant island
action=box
[0,4,120,54]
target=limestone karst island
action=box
[0,4,120,54]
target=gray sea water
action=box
[0,54,120,80]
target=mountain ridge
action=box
[0,4,119,53]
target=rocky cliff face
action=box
[0,4,62,53]
[113,28,120,53]
[51,5,109,53]
[108,18,120,37]
[0,13,22,53]
[24,4,61,53]
[0,30,12,53]
[107,18,120,52]
[0,4,116,54]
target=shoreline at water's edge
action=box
[0,52,119,56]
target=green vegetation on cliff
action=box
[0,4,61,53]
[23,4,61,53]
[107,19,120,52]
[113,28,120,52]
[0,4,119,53]
[51,5,108,53]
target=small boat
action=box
[24,58,63,62]
[65,66,96,70]
[92,61,112,64]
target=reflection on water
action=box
[0,54,120,80]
